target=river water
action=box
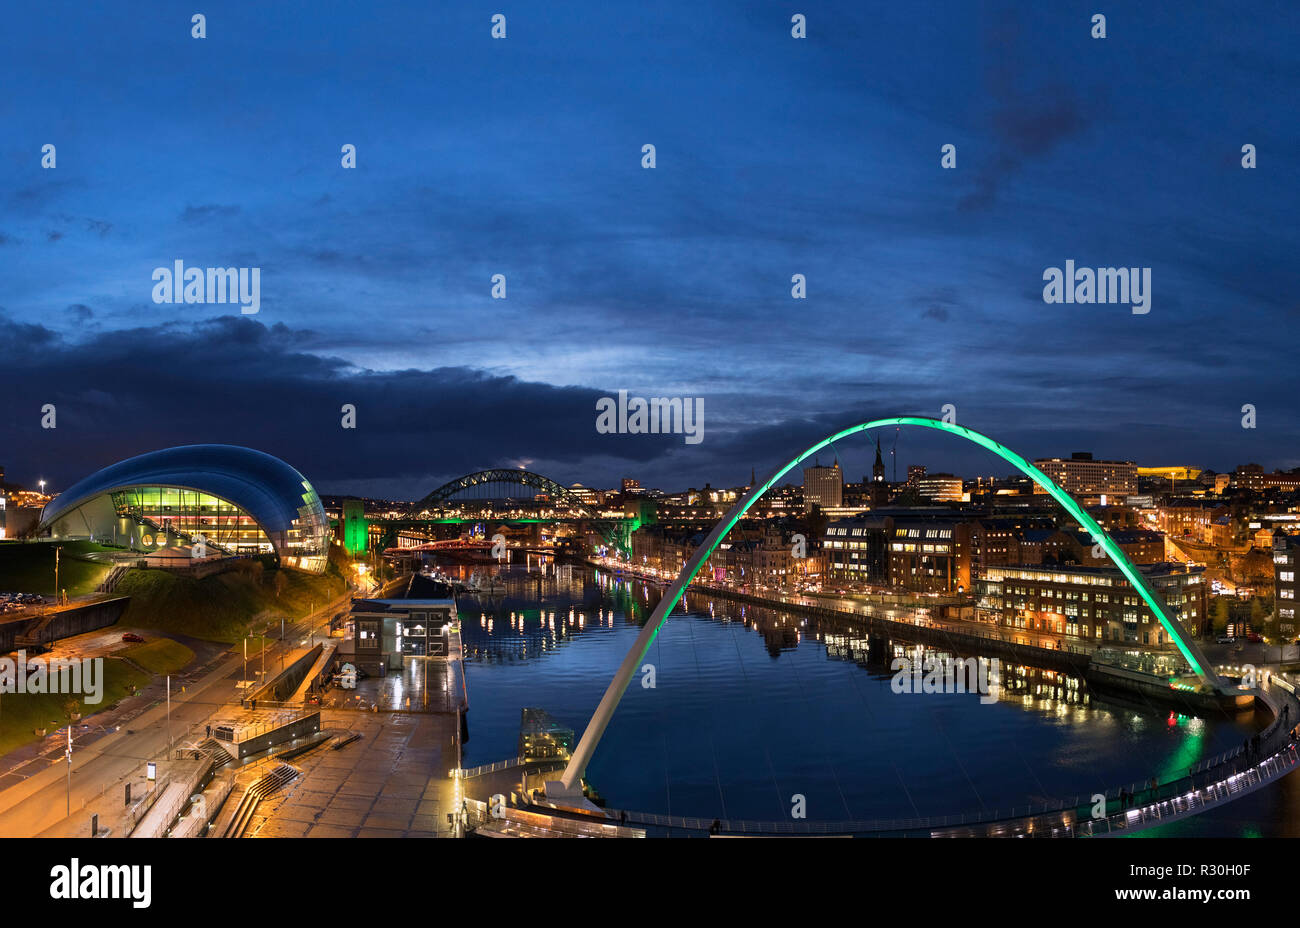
[439,561,1268,832]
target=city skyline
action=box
[3,1,1299,497]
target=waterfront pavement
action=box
[244,710,458,838]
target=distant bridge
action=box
[416,468,593,516]
[372,468,639,555]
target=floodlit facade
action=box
[38,444,330,572]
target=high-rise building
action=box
[803,460,843,510]
[907,464,926,486]
[915,473,963,502]
[1032,452,1137,502]
[1275,534,1300,636]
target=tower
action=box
[871,436,888,506]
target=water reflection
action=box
[438,558,1261,826]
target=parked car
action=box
[1246,632,1264,644]
[1216,635,1236,644]
[122,633,145,643]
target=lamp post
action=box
[65,725,72,817]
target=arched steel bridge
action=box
[416,468,593,516]
[372,468,636,555]
[548,416,1225,797]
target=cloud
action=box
[0,316,691,498]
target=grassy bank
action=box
[0,541,112,596]
[114,560,349,644]
[120,638,195,675]
[0,657,148,757]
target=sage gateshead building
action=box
[38,444,330,572]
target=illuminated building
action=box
[977,562,1207,646]
[1032,452,1137,503]
[915,473,964,502]
[38,444,330,572]
[824,513,972,592]
[344,598,458,674]
[803,460,843,510]
[342,499,369,555]
[1231,464,1300,492]
[1274,534,1300,636]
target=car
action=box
[1216,635,1236,644]
[122,633,145,643]
[1246,632,1264,644]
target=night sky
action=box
[2,1,1297,499]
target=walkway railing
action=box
[452,756,525,779]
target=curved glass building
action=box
[38,444,330,572]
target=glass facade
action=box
[112,486,271,553]
[39,444,331,573]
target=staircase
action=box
[330,732,363,751]
[216,763,300,838]
[97,565,129,594]
[127,513,232,556]
[15,612,58,651]
[195,739,235,769]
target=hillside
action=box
[114,560,350,643]
[0,541,112,596]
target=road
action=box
[0,593,351,837]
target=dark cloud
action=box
[0,317,685,498]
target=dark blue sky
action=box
[2,1,1297,498]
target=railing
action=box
[1077,744,1300,837]
[452,756,526,779]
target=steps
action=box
[195,739,234,769]
[330,732,363,751]
[15,612,58,650]
[216,763,300,838]
[96,565,129,594]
